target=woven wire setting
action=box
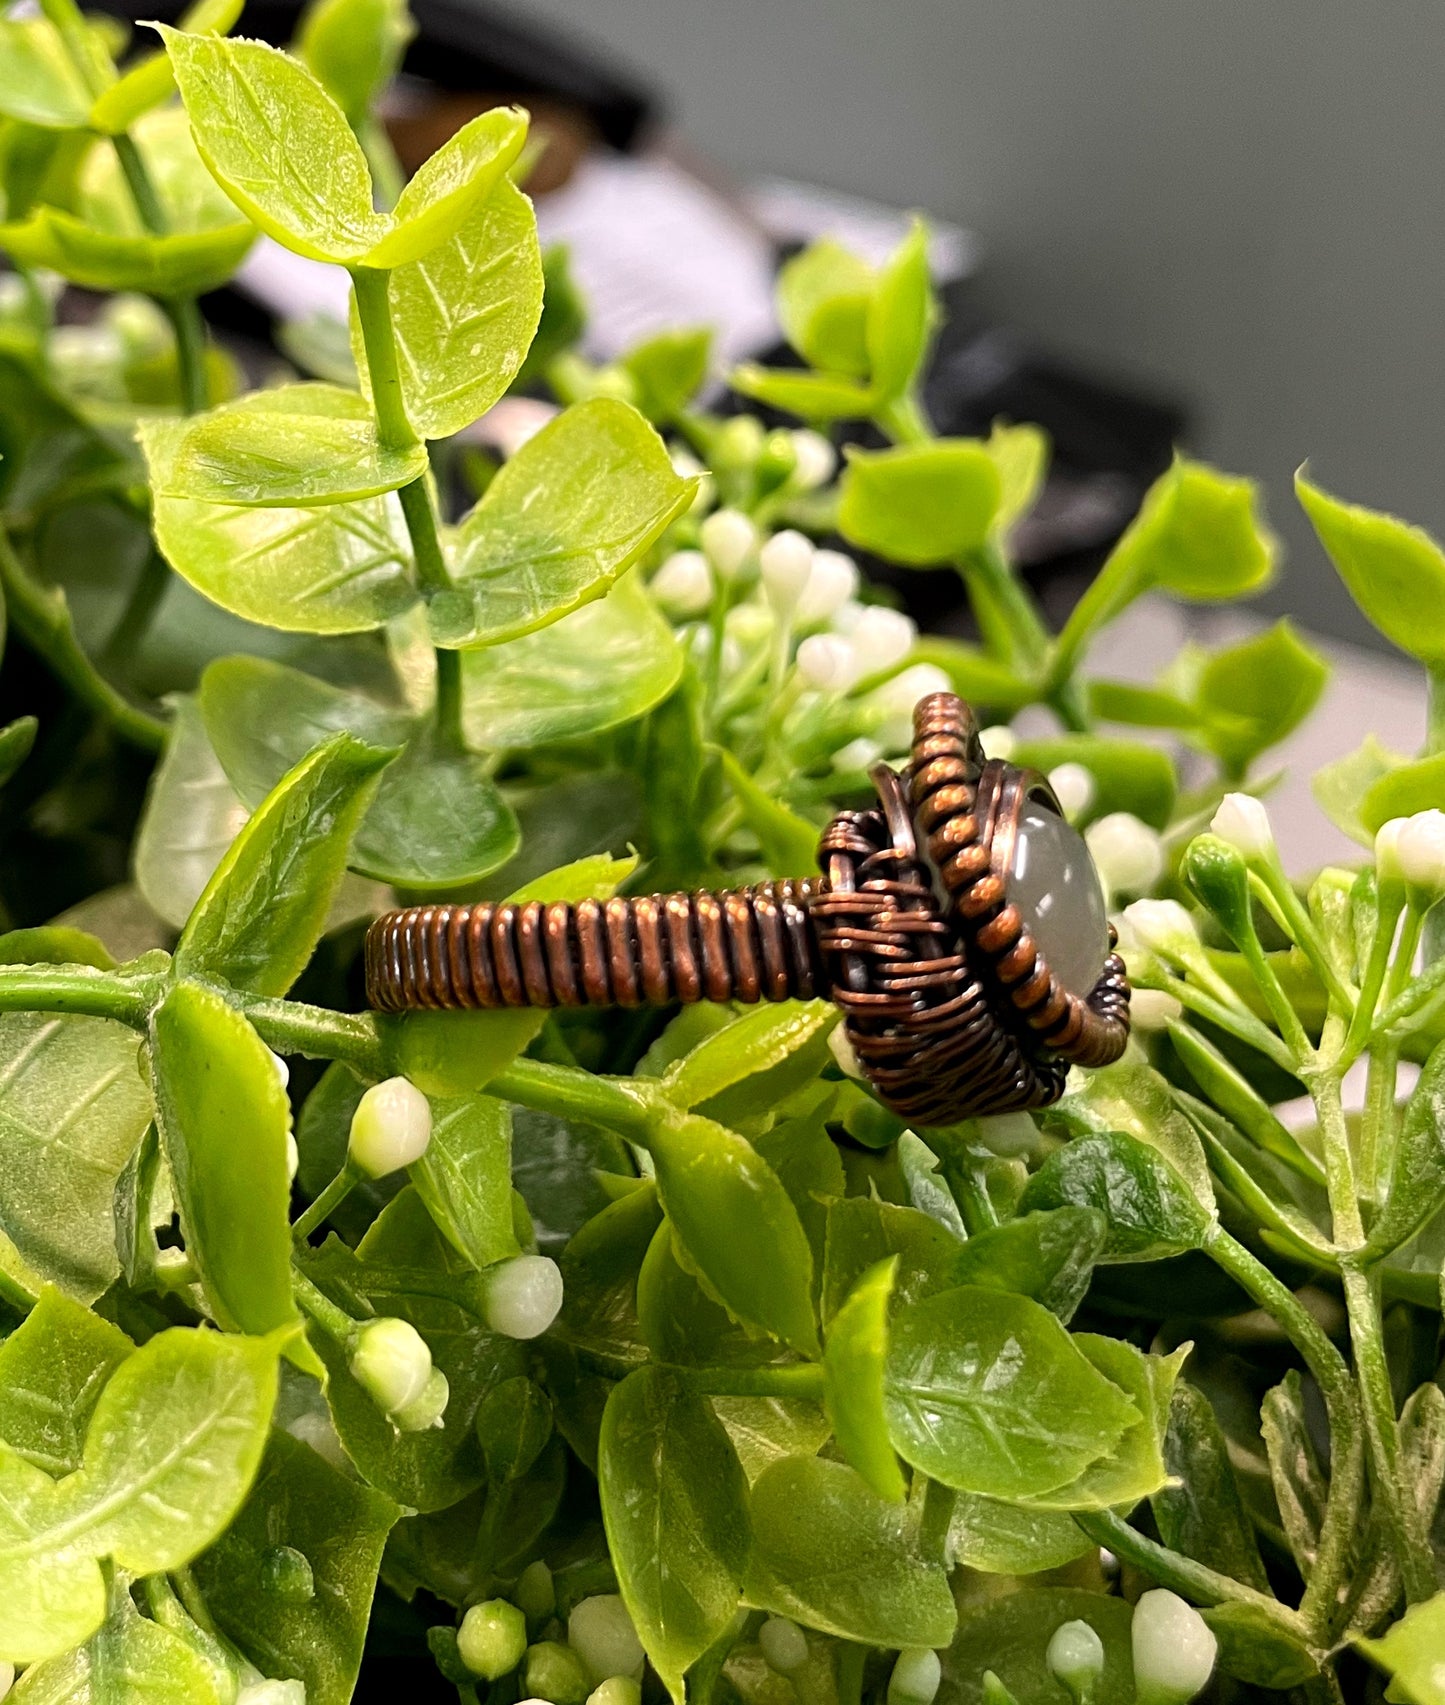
[365,691,1131,1124]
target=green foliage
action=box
[0,7,1441,1695]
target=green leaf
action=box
[908,637,1032,714]
[0,1288,132,1478]
[1311,735,1406,845]
[987,421,1049,534]
[474,1374,552,1483]
[1044,1056,1216,1209]
[1203,1603,1320,1689]
[1362,751,1445,837]
[431,399,693,648]
[176,729,394,996]
[162,383,429,508]
[1259,1370,1327,1585]
[193,1429,397,1705]
[0,1011,152,1302]
[1019,1130,1216,1262]
[950,1206,1107,1323]
[0,1326,282,1663]
[91,0,244,131]
[945,1590,1134,1705]
[297,0,412,123]
[412,1093,520,1270]
[866,217,936,401]
[729,364,876,423]
[883,1285,1138,1498]
[1021,1335,1185,1512]
[823,1258,906,1501]
[0,204,253,296]
[140,420,420,635]
[1366,1037,1445,1261]
[647,1108,819,1355]
[637,1219,772,1369]
[554,1183,661,1372]
[776,239,874,377]
[161,27,390,263]
[365,105,528,268]
[745,1454,955,1647]
[821,1197,963,1325]
[1298,470,1445,664]
[367,176,543,441]
[460,570,683,748]
[134,695,249,930]
[0,346,120,518]
[660,1003,835,1113]
[1151,1379,1271,1593]
[0,716,35,787]
[300,1229,526,1511]
[713,747,820,878]
[151,982,300,1339]
[600,1364,751,1704]
[1194,621,1329,771]
[1011,734,1177,829]
[1358,1591,1445,1702]
[1119,457,1277,601]
[946,1493,1094,1575]
[16,1585,228,1703]
[0,19,97,128]
[619,326,712,425]
[838,440,1001,566]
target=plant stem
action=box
[292,1163,361,1242]
[0,961,160,1026]
[101,548,172,669]
[236,994,384,1074]
[1073,1508,1310,1632]
[291,1266,356,1346]
[490,1056,658,1143]
[680,1363,825,1399]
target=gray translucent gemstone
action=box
[1007,799,1109,996]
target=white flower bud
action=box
[759,529,815,612]
[650,550,712,617]
[979,724,1016,760]
[459,1598,529,1680]
[1048,762,1095,824]
[485,1255,564,1339]
[871,664,955,749]
[670,446,705,482]
[392,1365,449,1432]
[887,1649,941,1705]
[833,736,884,774]
[1131,1590,1217,1704]
[350,1317,432,1420]
[795,549,860,624]
[0,1663,14,1701]
[789,429,837,491]
[1130,988,1184,1031]
[568,1595,645,1684]
[1375,816,1408,885]
[587,1681,642,1705]
[1085,812,1164,897]
[700,508,757,580]
[1210,792,1275,861]
[1397,809,1445,893]
[269,1050,290,1090]
[828,1024,866,1079]
[849,607,917,677]
[1119,898,1200,959]
[1046,1620,1104,1701]
[758,1617,810,1674]
[796,633,860,693]
[285,1408,349,1474]
[285,1131,300,1184]
[237,1684,305,1705]
[348,1077,432,1179]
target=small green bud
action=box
[1131,1590,1217,1705]
[714,414,765,470]
[524,1640,591,1705]
[1181,833,1253,941]
[260,1544,314,1603]
[758,1616,809,1674]
[458,1599,529,1680]
[980,1674,1021,1705]
[349,1317,432,1421]
[348,1076,432,1178]
[1045,1619,1105,1703]
[485,1255,565,1340]
[568,1594,645,1684]
[516,1558,556,1621]
[393,1366,450,1432]
[586,1678,641,1705]
[887,1648,941,1705]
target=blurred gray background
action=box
[520,0,1443,654]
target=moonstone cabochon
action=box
[1008,798,1110,997]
